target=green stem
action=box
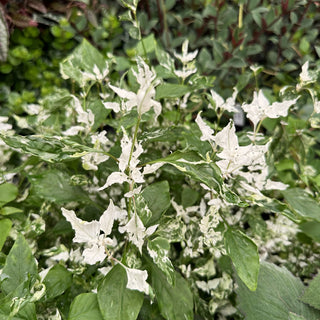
[253,118,265,143]
[238,3,243,29]
[126,115,141,218]
[128,115,141,168]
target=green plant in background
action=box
[1,1,320,319]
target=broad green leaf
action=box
[60,38,108,85]
[97,264,144,320]
[136,34,156,55]
[0,134,95,163]
[156,83,191,99]
[68,293,103,320]
[0,206,23,216]
[148,261,193,320]
[1,234,38,294]
[43,264,72,300]
[181,186,198,208]
[236,261,320,320]
[29,169,89,204]
[0,218,12,250]
[141,181,170,226]
[224,228,259,291]
[282,188,320,222]
[299,221,320,242]
[0,183,18,207]
[300,272,320,310]
[147,237,175,286]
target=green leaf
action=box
[136,34,157,55]
[128,26,141,40]
[141,181,170,226]
[300,272,320,310]
[68,293,103,320]
[156,83,191,99]
[43,264,72,300]
[0,218,12,250]
[1,234,38,294]
[0,134,95,163]
[282,188,320,222]
[97,264,144,320]
[147,237,175,286]
[29,169,89,204]
[224,228,259,291]
[236,261,320,320]
[87,98,110,131]
[148,261,193,320]
[0,183,18,207]
[299,221,320,242]
[0,206,23,216]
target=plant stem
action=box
[128,115,141,168]
[238,3,243,29]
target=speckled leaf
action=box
[147,237,175,285]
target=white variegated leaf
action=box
[61,208,100,243]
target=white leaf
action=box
[143,162,164,175]
[124,185,142,198]
[174,39,198,64]
[61,208,100,243]
[98,171,129,191]
[119,214,157,253]
[109,84,137,102]
[99,199,127,235]
[83,244,107,264]
[195,112,214,142]
[299,61,314,83]
[124,266,149,295]
[264,179,288,190]
[103,102,120,113]
[214,120,238,151]
[266,98,298,118]
[63,125,84,136]
[0,116,12,132]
